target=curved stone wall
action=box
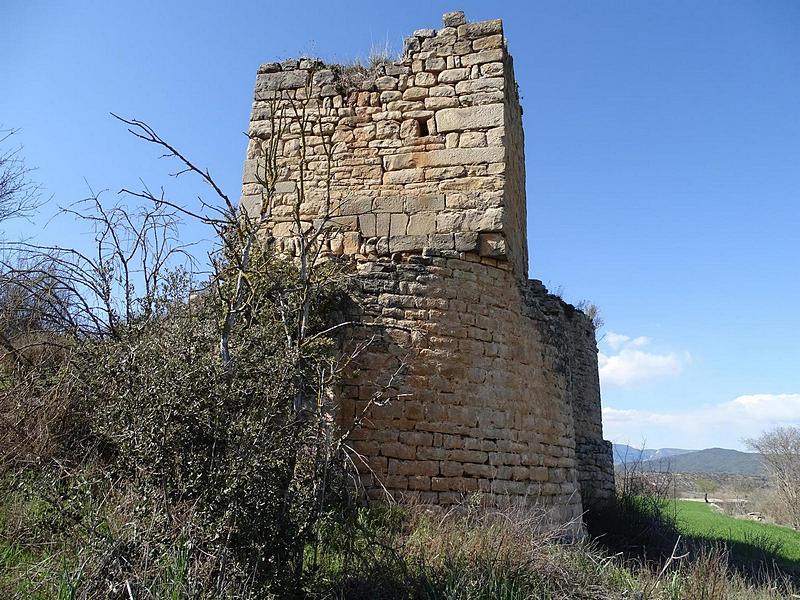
[341,254,585,526]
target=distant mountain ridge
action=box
[612,444,765,476]
[613,444,694,464]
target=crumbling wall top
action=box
[241,11,530,280]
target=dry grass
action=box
[310,498,799,599]
[3,487,799,599]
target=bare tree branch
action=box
[0,127,44,226]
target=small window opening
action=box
[416,118,429,137]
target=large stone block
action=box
[443,11,466,27]
[461,49,504,66]
[424,96,459,110]
[437,68,470,83]
[255,70,308,92]
[407,212,436,235]
[457,20,503,40]
[241,159,259,184]
[421,147,505,167]
[375,76,397,91]
[473,34,504,51]
[384,169,424,185]
[455,77,504,94]
[374,197,404,213]
[430,233,455,250]
[339,197,373,215]
[464,207,504,231]
[435,104,504,133]
[454,231,479,251]
[389,235,427,252]
[390,212,409,234]
[403,87,429,100]
[384,154,415,171]
[359,213,377,237]
[406,193,445,212]
[479,232,506,256]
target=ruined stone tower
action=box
[241,11,615,528]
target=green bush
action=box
[0,239,355,597]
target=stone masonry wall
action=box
[343,257,585,527]
[523,281,616,508]
[240,11,614,528]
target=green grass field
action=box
[672,500,800,567]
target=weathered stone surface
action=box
[313,69,336,85]
[429,84,456,97]
[424,96,459,110]
[454,231,479,251]
[407,212,436,235]
[402,86,428,100]
[459,91,504,106]
[459,132,486,148]
[241,159,259,184]
[421,147,504,167]
[461,49,504,66]
[425,57,446,72]
[389,234,426,251]
[342,231,360,254]
[481,62,504,77]
[384,169,424,185]
[406,194,445,212]
[258,62,281,73]
[443,11,466,27]
[455,77,503,94]
[384,153,415,171]
[425,166,466,180]
[414,71,437,87]
[340,197,373,215]
[478,232,506,256]
[390,212,409,234]
[430,233,455,250]
[437,68,470,83]
[374,197,404,212]
[435,104,504,132]
[473,34,504,51]
[255,70,307,91]
[358,213,377,237]
[458,19,503,40]
[375,76,397,91]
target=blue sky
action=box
[3,1,799,450]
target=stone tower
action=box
[241,11,615,528]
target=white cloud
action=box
[605,332,651,351]
[598,331,688,388]
[603,393,800,449]
[604,332,630,351]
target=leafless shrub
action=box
[0,127,43,227]
[575,299,604,330]
[746,426,800,528]
[366,37,399,68]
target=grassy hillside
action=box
[643,448,765,476]
[672,500,800,567]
